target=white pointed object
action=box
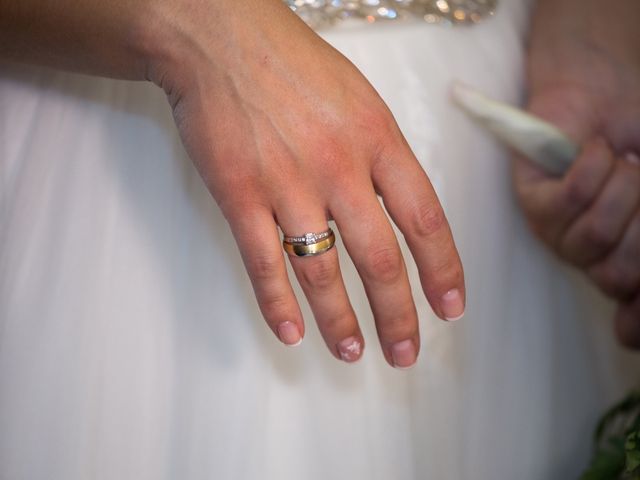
[451,81,577,176]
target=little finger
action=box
[227,205,305,346]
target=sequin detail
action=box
[285,0,497,29]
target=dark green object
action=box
[581,391,640,480]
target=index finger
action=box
[513,137,615,234]
[371,143,465,321]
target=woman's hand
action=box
[515,0,640,347]
[146,0,465,367]
[0,0,465,367]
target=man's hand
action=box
[515,0,640,347]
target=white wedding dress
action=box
[1,0,639,478]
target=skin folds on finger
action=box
[589,211,640,301]
[513,137,616,247]
[560,159,640,267]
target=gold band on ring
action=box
[283,229,336,257]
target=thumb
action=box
[513,86,601,185]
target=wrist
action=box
[142,0,304,96]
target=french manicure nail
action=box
[391,339,417,369]
[441,289,465,321]
[337,336,362,363]
[277,321,302,346]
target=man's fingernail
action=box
[337,336,362,362]
[391,339,417,369]
[277,321,302,346]
[441,289,465,321]
[624,152,640,166]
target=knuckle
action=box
[314,139,342,166]
[562,178,593,210]
[248,254,282,282]
[377,312,417,341]
[434,260,464,286]
[584,220,618,252]
[365,245,404,284]
[351,105,399,154]
[411,200,446,238]
[316,309,355,332]
[300,256,339,292]
[591,263,639,300]
[355,104,394,134]
[220,196,266,225]
[311,140,360,186]
[259,292,295,324]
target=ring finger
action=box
[276,196,364,363]
[226,205,305,347]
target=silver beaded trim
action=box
[284,229,333,245]
[286,0,498,30]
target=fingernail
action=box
[391,339,417,369]
[624,151,640,166]
[441,289,465,321]
[277,321,302,346]
[337,336,362,363]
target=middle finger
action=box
[560,158,640,266]
[330,183,420,369]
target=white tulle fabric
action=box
[1,0,638,478]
